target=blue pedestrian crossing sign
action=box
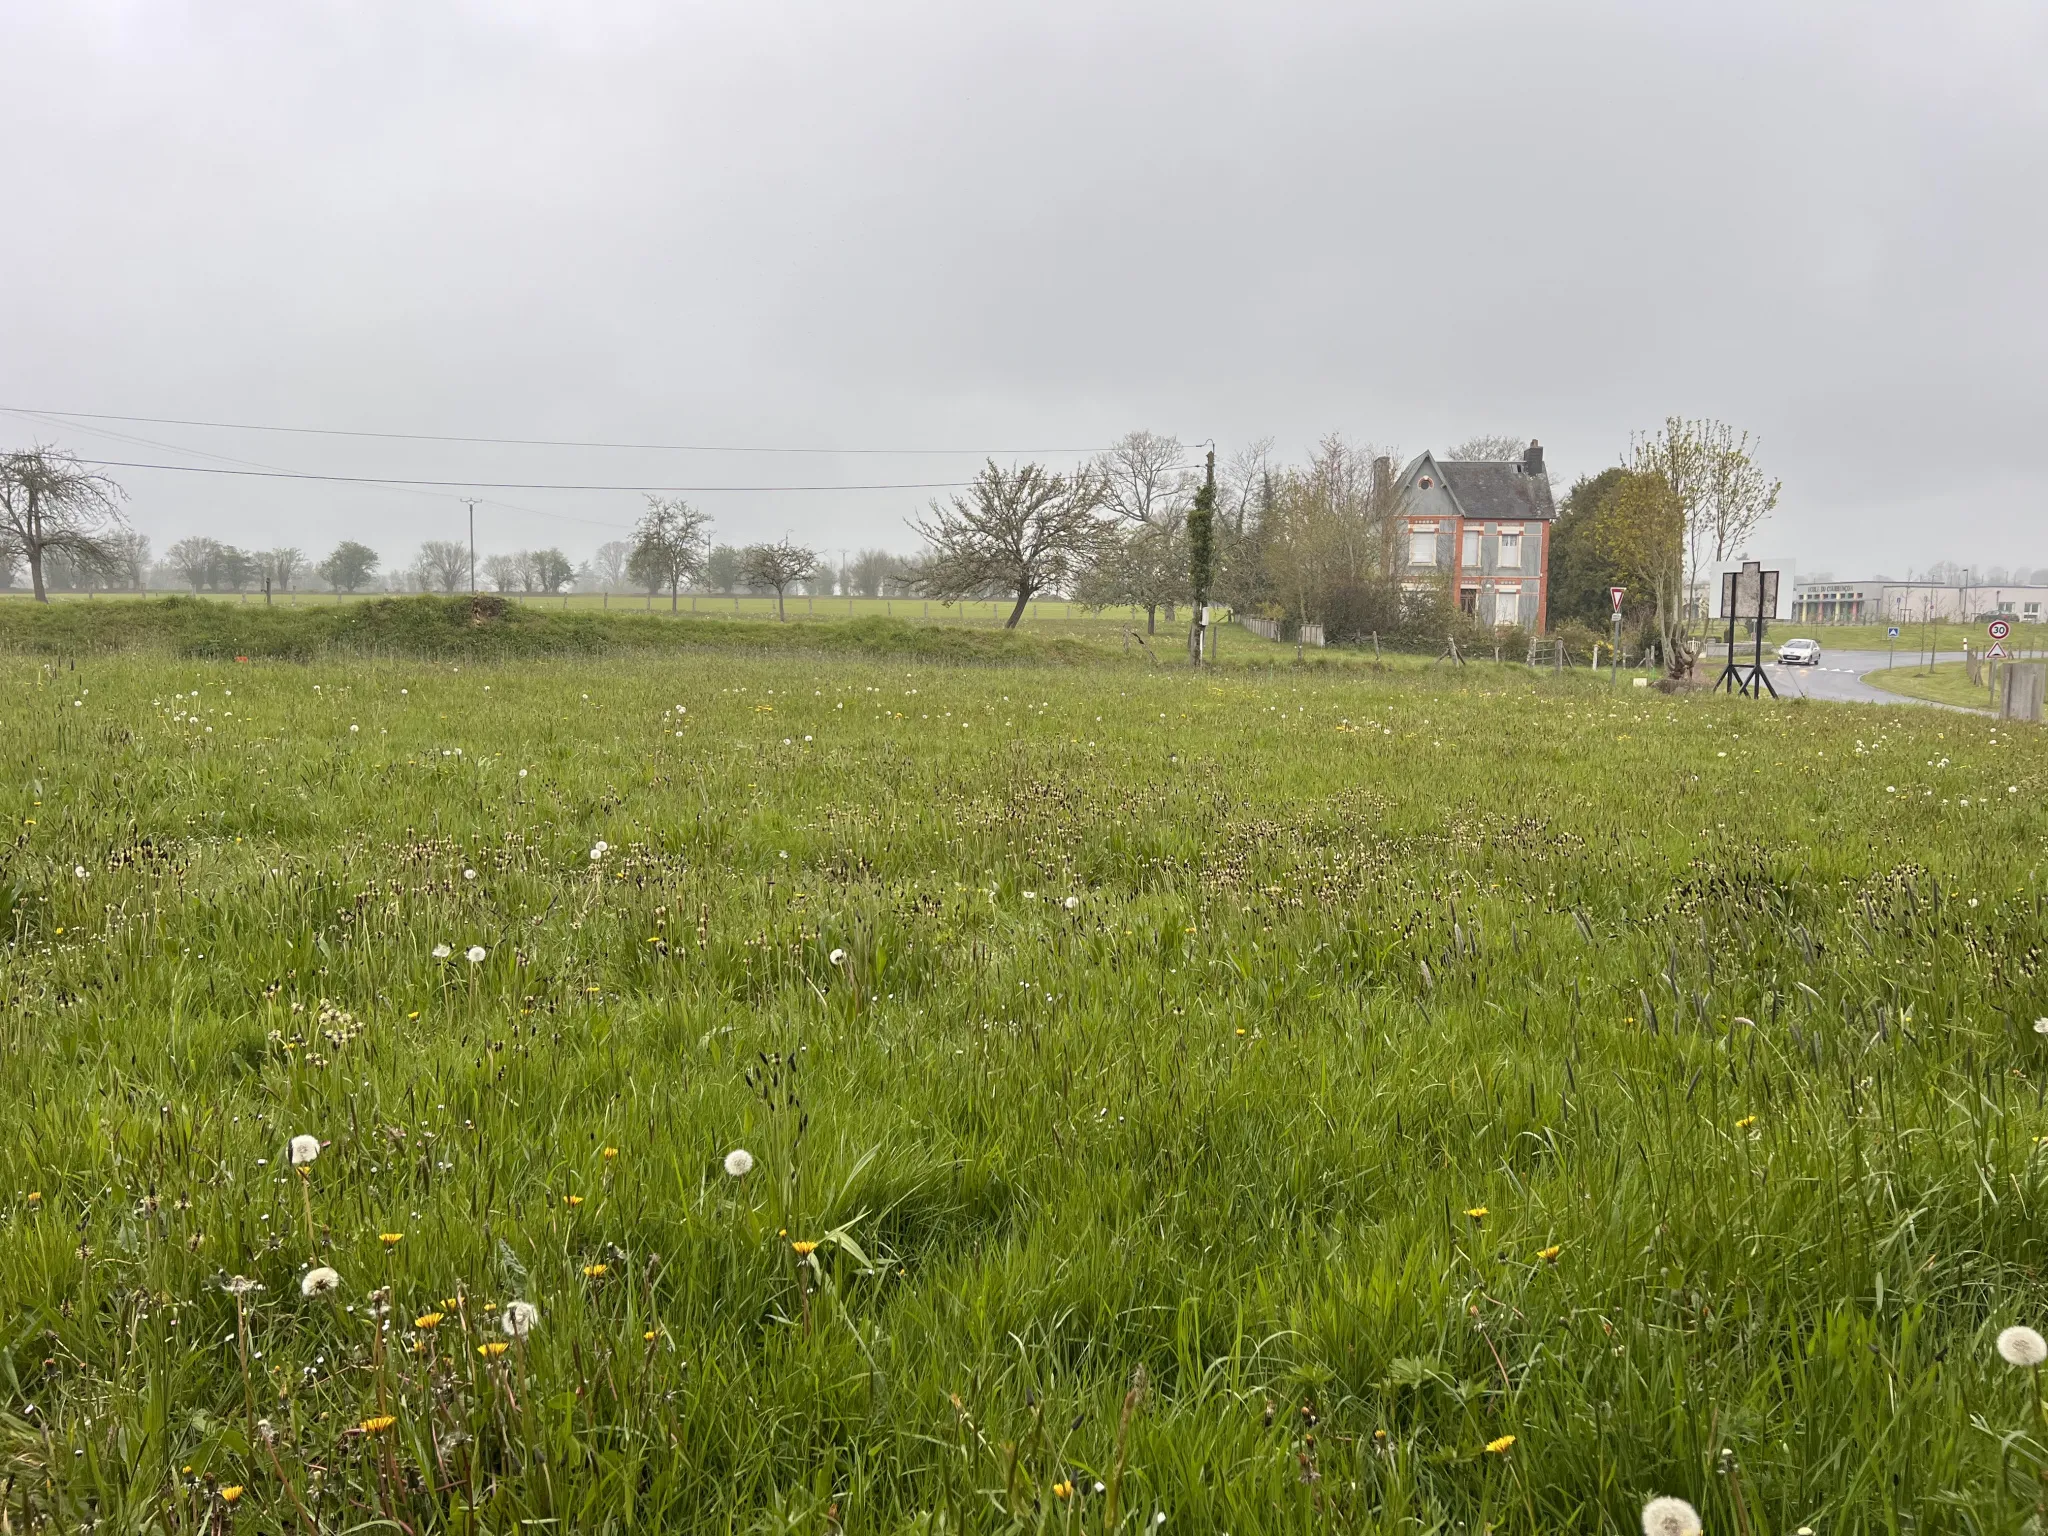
[1888,626,1900,639]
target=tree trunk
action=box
[28,544,48,602]
[1004,590,1030,629]
[1146,604,1156,635]
[776,589,786,622]
[670,583,678,613]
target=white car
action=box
[1776,638,1822,666]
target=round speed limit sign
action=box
[1989,619,2012,640]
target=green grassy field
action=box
[2,612,2046,1533]
[1864,662,1998,711]
[1780,621,2045,657]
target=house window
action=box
[2027,603,2042,620]
[1459,587,1478,615]
[1495,590,1521,626]
[1499,530,1522,569]
[1410,530,1437,567]
[1461,529,1482,567]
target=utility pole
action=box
[463,498,481,593]
[1188,445,1216,667]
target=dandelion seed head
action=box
[300,1266,341,1297]
[1999,1325,2048,1366]
[432,944,451,959]
[466,945,487,964]
[2034,1018,2048,1037]
[723,1148,754,1178]
[828,948,846,965]
[288,1135,321,1166]
[502,1300,540,1338]
[1642,1497,1702,1536]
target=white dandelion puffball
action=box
[300,1266,341,1297]
[1022,890,1036,901]
[502,1300,540,1338]
[2035,1018,2048,1037]
[1999,1325,2048,1366]
[723,1148,755,1178]
[1641,1498,1702,1536]
[518,768,528,778]
[466,945,487,964]
[73,864,88,879]
[288,1135,321,1166]
[589,840,608,861]
[1063,895,1080,910]
[829,948,847,966]
[432,943,451,959]
[463,868,477,881]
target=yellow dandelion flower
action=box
[1538,1245,1562,1263]
[219,1486,245,1504]
[563,1194,583,1207]
[602,1147,618,1160]
[359,1415,397,1434]
[411,1340,428,1355]
[582,1263,609,1277]
[441,1296,460,1309]
[791,1240,818,1257]
[478,1341,509,1358]
[379,1232,403,1248]
[26,1192,41,1205]
[1734,1115,1757,1130]
[1486,1434,1516,1454]
[1465,1206,1488,1221]
[415,1312,444,1329]
[1053,1480,1073,1500]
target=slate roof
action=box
[1433,458,1557,522]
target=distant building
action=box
[1791,580,2048,625]
[1393,440,1557,630]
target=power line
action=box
[71,458,975,493]
[8,405,1104,457]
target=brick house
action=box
[1392,440,1557,631]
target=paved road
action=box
[1757,648,1965,706]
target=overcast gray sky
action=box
[3,0,2043,580]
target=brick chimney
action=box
[1522,439,1545,476]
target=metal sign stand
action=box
[1714,560,1779,698]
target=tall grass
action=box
[0,650,2043,1532]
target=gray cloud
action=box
[3,0,2042,577]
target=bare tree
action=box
[1447,434,1526,461]
[739,538,818,621]
[585,539,632,590]
[480,552,527,592]
[105,530,152,590]
[628,496,712,611]
[845,547,902,597]
[414,540,470,593]
[1630,417,1781,672]
[166,536,231,591]
[261,547,305,593]
[911,460,1104,628]
[1095,431,1194,631]
[0,447,128,602]
[1221,438,1275,539]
